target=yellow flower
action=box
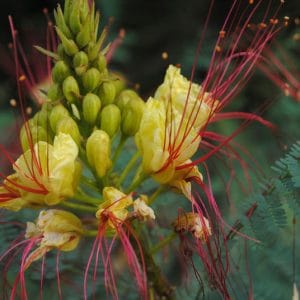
[135,65,215,197]
[25,209,83,268]
[0,133,80,208]
[96,187,133,228]
[0,176,25,211]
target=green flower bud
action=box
[47,83,63,102]
[100,104,121,138]
[121,98,145,136]
[33,106,49,130]
[20,123,51,152]
[80,0,89,22]
[116,89,141,111]
[56,27,79,56]
[98,82,116,106]
[76,15,91,48]
[63,76,80,103]
[82,68,101,92]
[49,104,70,132]
[73,51,89,76]
[63,0,72,24]
[69,0,82,34]
[56,117,81,145]
[87,40,102,61]
[86,130,112,178]
[52,61,71,83]
[82,93,101,125]
[111,76,126,97]
[54,5,72,39]
[94,54,107,73]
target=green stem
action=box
[84,230,98,237]
[80,176,100,192]
[117,152,140,187]
[112,135,127,167]
[133,230,175,299]
[126,168,147,193]
[150,232,177,255]
[60,201,96,212]
[148,186,165,205]
[75,189,100,206]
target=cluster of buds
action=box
[0,0,286,299]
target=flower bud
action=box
[116,89,140,111]
[94,54,107,72]
[56,117,81,145]
[86,130,112,178]
[82,93,101,125]
[87,41,102,61]
[73,51,89,76]
[33,107,49,130]
[49,104,70,132]
[54,5,72,39]
[69,0,82,34]
[82,68,101,92]
[56,27,79,56]
[63,76,80,103]
[98,81,116,106]
[52,60,71,83]
[47,83,63,102]
[121,98,145,136]
[76,15,91,48]
[20,123,50,152]
[100,104,121,138]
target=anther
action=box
[161,52,168,60]
[284,83,290,96]
[43,8,48,15]
[284,16,290,26]
[269,19,279,25]
[249,0,254,4]
[219,30,226,38]
[215,45,222,52]
[19,75,26,82]
[26,107,33,115]
[10,99,17,107]
[258,22,267,29]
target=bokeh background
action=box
[0,0,299,299]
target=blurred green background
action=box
[0,0,299,299]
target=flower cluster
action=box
[0,0,286,299]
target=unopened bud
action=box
[82,68,101,92]
[76,15,90,48]
[69,0,82,34]
[52,60,71,83]
[54,5,72,39]
[47,83,63,102]
[116,89,141,111]
[49,104,70,132]
[86,130,112,178]
[121,98,145,136]
[33,106,49,130]
[56,27,79,56]
[63,76,80,103]
[94,54,107,72]
[100,104,121,138]
[56,117,81,145]
[98,81,116,106]
[20,123,51,152]
[87,40,102,61]
[73,51,89,76]
[82,93,101,125]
